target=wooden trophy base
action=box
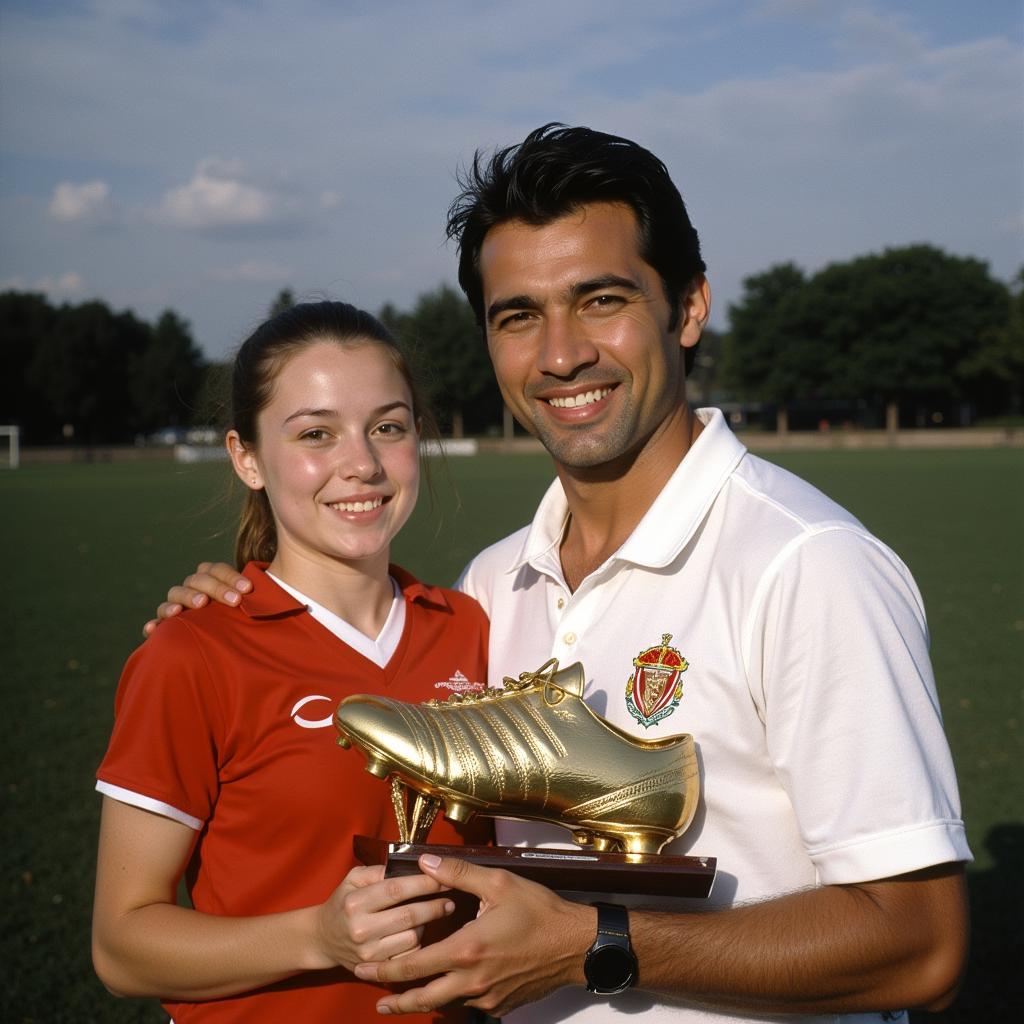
[354,835,716,899]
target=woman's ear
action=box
[226,430,263,490]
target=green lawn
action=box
[1,448,1020,1021]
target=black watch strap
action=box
[584,901,638,995]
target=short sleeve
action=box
[751,526,971,883]
[96,618,225,828]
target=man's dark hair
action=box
[446,123,706,370]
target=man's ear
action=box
[679,275,711,351]
[226,431,263,490]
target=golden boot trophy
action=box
[336,659,715,897]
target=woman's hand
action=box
[313,865,456,972]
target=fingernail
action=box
[238,578,253,591]
[354,964,372,979]
[191,595,206,607]
[421,854,441,869]
[225,591,240,605]
[377,1008,392,1016]
[444,900,455,914]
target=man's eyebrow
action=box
[568,274,643,300]
[487,275,645,324]
[486,294,537,325]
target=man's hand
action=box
[356,857,968,1018]
[354,854,591,1017]
[143,562,251,637]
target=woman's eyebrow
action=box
[283,401,412,425]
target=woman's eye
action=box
[300,429,329,442]
[375,422,407,437]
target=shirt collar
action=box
[239,562,307,619]
[390,564,453,611]
[507,408,747,576]
[240,561,452,618]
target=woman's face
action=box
[234,339,420,578]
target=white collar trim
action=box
[266,573,405,668]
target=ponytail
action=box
[234,488,277,568]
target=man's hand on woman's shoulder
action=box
[143,561,252,637]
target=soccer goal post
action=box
[0,425,20,469]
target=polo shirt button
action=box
[564,632,577,645]
[556,597,565,610]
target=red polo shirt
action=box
[97,563,489,1022]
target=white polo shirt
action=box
[457,408,969,1024]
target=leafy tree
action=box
[3,292,209,444]
[26,301,151,443]
[724,248,1013,427]
[957,267,1024,419]
[383,285,502,436]
[268,288,295,318]
[809,246,1008,422]
[0,291,57,440]
[130,310,206,434]
[722,263,813,428]
[193,360,233,431]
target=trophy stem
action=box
[390,776,439,843]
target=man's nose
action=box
[537,314,599,378]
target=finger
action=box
[416,854,507,900]
[372,975,463,1016]
[170,583,234,608]
[349,871,453,915]
[156,601,190,625]
[355,932,457,986]
[345,864,387,888]
[357,896,456,959]
[197,561,252,592]
[142,617,162,638]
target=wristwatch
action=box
[584,901,638,995]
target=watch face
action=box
[585,943,636,993]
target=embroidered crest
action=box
[625,633,688,728]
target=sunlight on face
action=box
[245,340,420,584]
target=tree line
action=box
[722,246,1023,429]
[3,244,1021,446]
[1,291,207,445]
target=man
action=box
[153,125,970,1022]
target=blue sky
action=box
[2,0,1021,358]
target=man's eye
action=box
[591,294,624,308]
[499,311,532,329]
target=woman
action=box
[92,302,489,1022]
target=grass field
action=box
[2,447,1021,1022]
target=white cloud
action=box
[154,158,303,236]
[837,5,924,62]
[1,2,1020,357]
[3,271,88,298]
[208,260,293,284]
[48,180,116,224]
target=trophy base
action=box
[354,835,716,899]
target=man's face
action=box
[479,202,707,472]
